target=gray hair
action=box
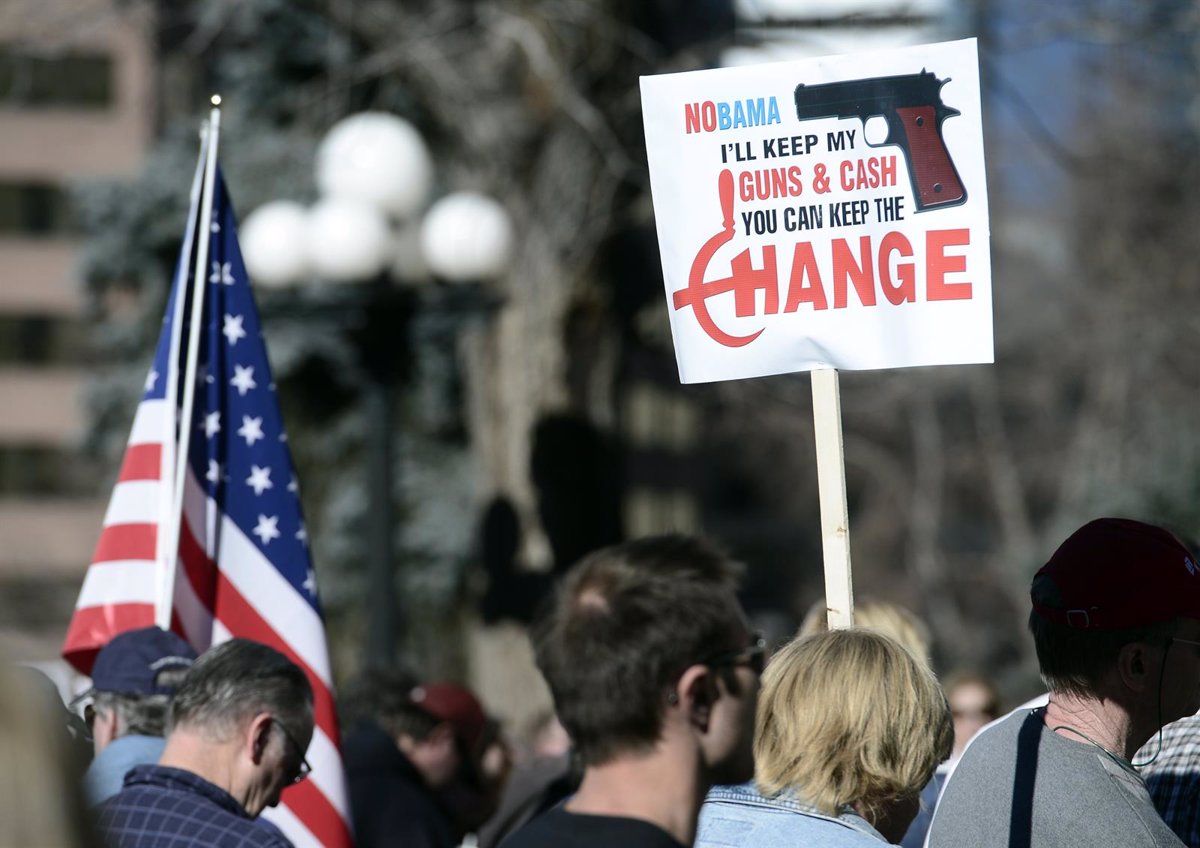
[169,639,312,741]
[94,665,191,739]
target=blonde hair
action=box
[0,664,99,848]
[799,597,931,662]
[754,629,952,819]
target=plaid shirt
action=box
[97,765,293,848]
[1140,714,1200,848]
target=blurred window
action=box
[0,315,82,364]
[0,182,74,235]
[0,47,113,107]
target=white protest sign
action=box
[641,38,992,385]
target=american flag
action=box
[63,152,355,848]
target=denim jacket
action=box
[696,781,888,848]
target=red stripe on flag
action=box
[62,602,156,674]
[92,523,157,563]
[178,518,218,612]
[117,443,163,482]
[280,779,355,848]
[213,572,341,746]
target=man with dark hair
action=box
[342,673,489,848]
[928,518,1200,848]
[78,626,197,804]
[503,533,762,848]
[97,638,314,848]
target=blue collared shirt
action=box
[697,781,887,848]
[97,764,293,848]
[84,734,166,806]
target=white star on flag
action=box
[252,514,280,545]
[210,261,234,285]
[303,568,317,595]
[230,365,257,396]
[145,370,158,392]
[237,415,265,446]
[296,523,308,544]
[206,460,222,484]
[223,313,247,346]
[288,476,299,494]
[246,465,273,495]
[203,411,221,438]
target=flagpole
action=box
[155,126,210,630]
[156,96,223,630]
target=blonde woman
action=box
[798,597,932,663]
[695,629,952,847]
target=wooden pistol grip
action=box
[895,105,965,210]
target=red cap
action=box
[409,682,487,754]
[1031,518,1200,629]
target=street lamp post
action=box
[241,112,513,669]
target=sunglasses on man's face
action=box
[702,632,767,676]
[274,718,313,785]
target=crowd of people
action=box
[4,517,1200,847]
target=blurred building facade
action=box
[0,0,153,659]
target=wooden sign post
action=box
[811,368,854,629]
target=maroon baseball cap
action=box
[1031,518,1200,629]
[409,682,487,754]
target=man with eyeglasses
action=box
[928,517,1200,848]
[502,534,762,848]
[75,626,197,805]
[98,638,314,848]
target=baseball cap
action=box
[88,627,198,697]
[1030,517,1200,630]
[409,682,487,754]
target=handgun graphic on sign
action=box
[794,70,965,212]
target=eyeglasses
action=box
[274,718,313,784]
[1171,637,1200,655]
[702,632,767,676]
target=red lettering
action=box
[926,228,972,301]
[738,168,805,201]
[839,160,854,191]
[832,237,876,308]
[731,246,779,317]
[738,171,754,201]
[701,101,716,132]
[784,242,827,311]
[685,103,702,134]
[879,232,915,305]
[880,155,897,187]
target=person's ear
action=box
[676,664,717,732]
[1116,641,1152,692]
[92,704,120,745]
[247,712,274,765]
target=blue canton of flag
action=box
[188,171,318,610]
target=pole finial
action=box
[211,94,222,106]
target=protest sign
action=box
[641,38,991,385]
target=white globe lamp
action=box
[306,198,393,282]
[316,112,434,220]
[240,201,312,287]
[420,192,514,282]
